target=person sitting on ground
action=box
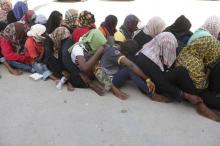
[46,10,63,34]
[24,24,56,80]
[99,15,117,45]
[176,16,220,111]
[62,9,79,33]
[7,1,28,24]
[72,10,95,43]
[134,16,166,51]
[116,14,139,40]
[135,32,220,122]
[98,39,169,102]
[20,10,36,32]
[164,15,193,54]
[0,22,34,73]
[69,29,128,99]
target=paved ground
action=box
[1,0,220,146]
[1,65,220,146]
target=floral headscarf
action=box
[0,0,12,22]
[78,10,95,29]
[138,32,178,71]
[20,10,36,32]
[62,9,78,31]
[3,22,25,52]
[49,26,71,58]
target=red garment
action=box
[72,27,90,42]
[24,37,43,64]
[0,36,25,62]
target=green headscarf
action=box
[81,29,107,53]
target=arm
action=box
[119,56,155,93]
[77,46,104,74]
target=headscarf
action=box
[138,32,178,71]
[201,16,220,39]
[46,10,63,34]
[49,27,71,58]
[62,9,78,31]
[143,16,166,37]
[0,0,12,12]
[81,29,107,53]
[20,10,36,32]
[27,24,46,42]
[120,14,139,40]
[0,0,12,22]
[78,10,95,29]
[3,22,25,52]
[165,15,191,35]
[100,15,117,36]
[12,1,28,21]
[35,14,47,25]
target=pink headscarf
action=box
[201,16,220,39]
[138,32,178,71]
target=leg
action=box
[8,61,34,73]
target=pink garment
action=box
[138,32,178,71]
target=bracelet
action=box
[145,78,151,83]
[117,55,126,64]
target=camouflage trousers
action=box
[94,67,113,91]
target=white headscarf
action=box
[137,32,178,71]
[143,16,166,37]
[27,24,46,42]
[201,16,220,39]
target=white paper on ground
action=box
[29,73,43,81]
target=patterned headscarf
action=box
[49,27,71,58]
[120,14,139,40]
[12,1,28,21]
[3,22,25,52]
[62,9,78,31]
[201,16,220,39]
[78,10,95,29]
[100,15,117,36]
[0,0,12,12]
[20,10,36,32]
[0,0,12,22]
[138,32,178,71]
[143,16,166,37]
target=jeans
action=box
[8,61,34,73]
[112,67,152,97]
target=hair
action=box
[120,39,139,58]
[46,10,62,34]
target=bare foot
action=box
[183,92,203,104]
[89,81,105,96]
[9,69,23,75]
[111,86,128,100]
[150,93,172,103]
[196,103,220,122]
[67,82,75,91]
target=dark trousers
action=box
[135,53,197,101]
[112,67,152,97]
[61,39,86,88]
